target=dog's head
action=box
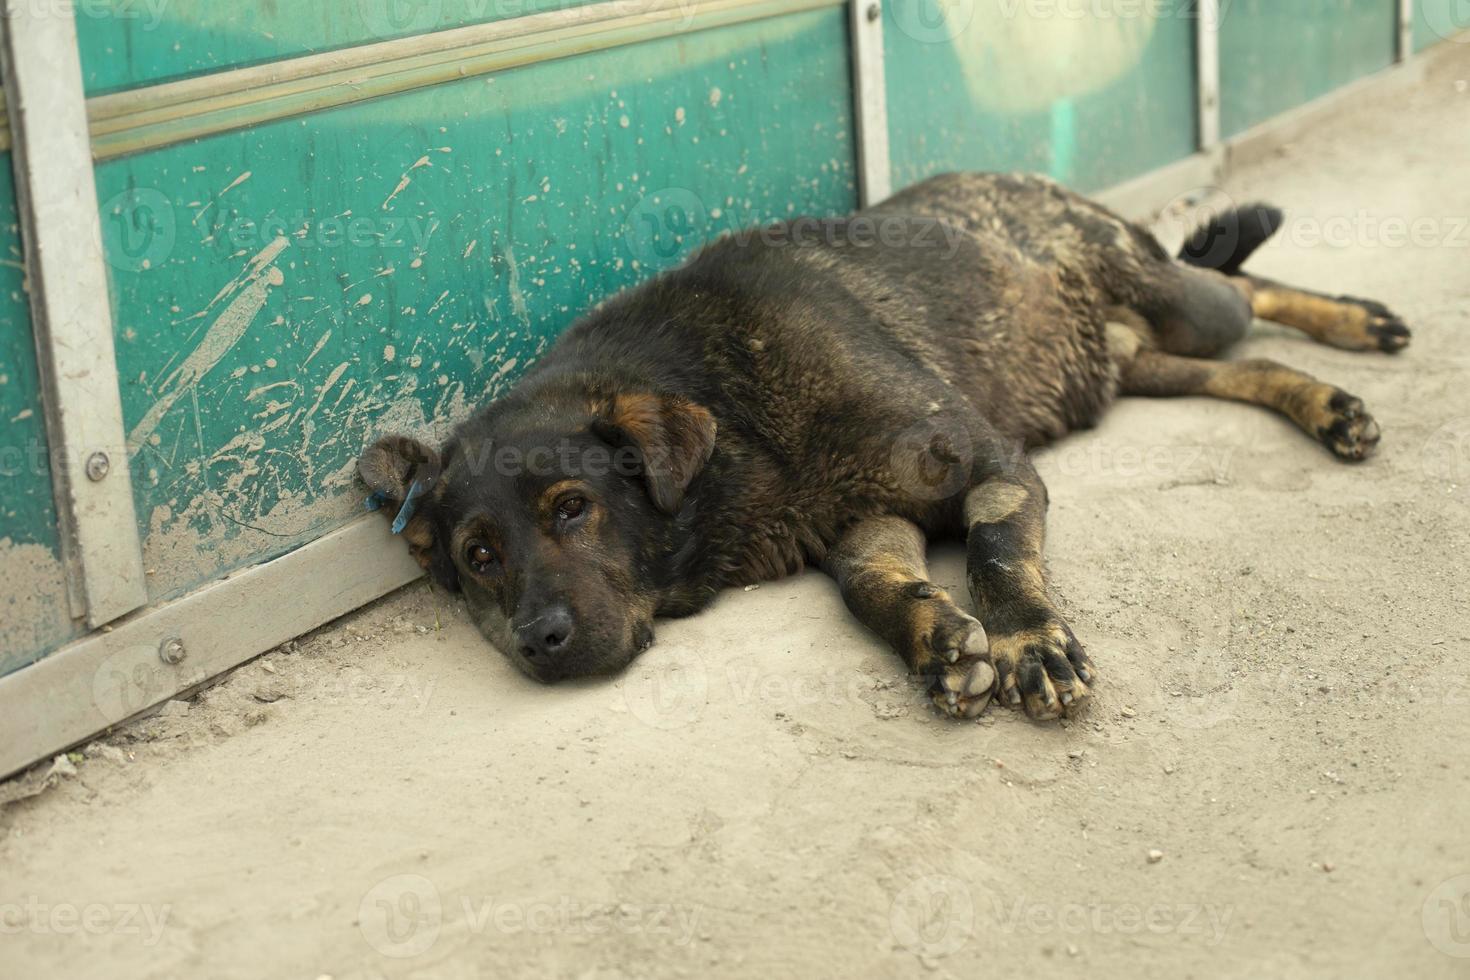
[358,385,717,682]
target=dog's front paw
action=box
[990,619,1094,721]
[906,582,988,666]
[927,656,996,719]
[1318,389,1381,462]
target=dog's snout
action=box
[517,605,575,661]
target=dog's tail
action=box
[1177,203,1284,276]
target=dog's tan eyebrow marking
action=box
[538,479,590,516]
[543,479,584,499]
[451,514,503,555]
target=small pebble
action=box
[1121,707,1137,718]
[1147,849,1164,864]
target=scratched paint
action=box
[1219,0,1397,138]
[95,10,856,602]
[0,153,82,675]
[882,1,1196,193]
[75,0,607,95]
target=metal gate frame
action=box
[0,0,1451,779]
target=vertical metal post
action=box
[1196,0,1222,151]
[0,1,148,627]
[1397,0,1415,62]
[850,0,892,206]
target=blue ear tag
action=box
[364,490,392,512]
[390,477,429,535]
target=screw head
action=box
[159,637,186,665]
[85,452,110,482]
[866,2,880,22]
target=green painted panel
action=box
[97,9,857,602]
[883,0,1197,193]
[1415,0,1470,49]
[76,0,604,95]
[0,154,82,676]
[1219,0,1396,138]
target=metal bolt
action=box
[159,637,186,665]
[866,2,880,22]
[85,452,110,482]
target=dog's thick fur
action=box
[360,173,1409,720]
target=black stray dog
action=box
[359,173,1408,721]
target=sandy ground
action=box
[5,51,1470,980]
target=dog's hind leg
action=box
[964,462,1095,721]
[1173,199,1411,353]
[823,515,994,719]
[1237,276,1412,353]
[1134,264,1257,358]
[1120,348,1381,461]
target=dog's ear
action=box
[592,393,717,515]
[358,434,458,590]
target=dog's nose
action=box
[518,605,574,661]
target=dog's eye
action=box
[556,497,586,522]
[465,541,498,573]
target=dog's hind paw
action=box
[1336,295,1412,353]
